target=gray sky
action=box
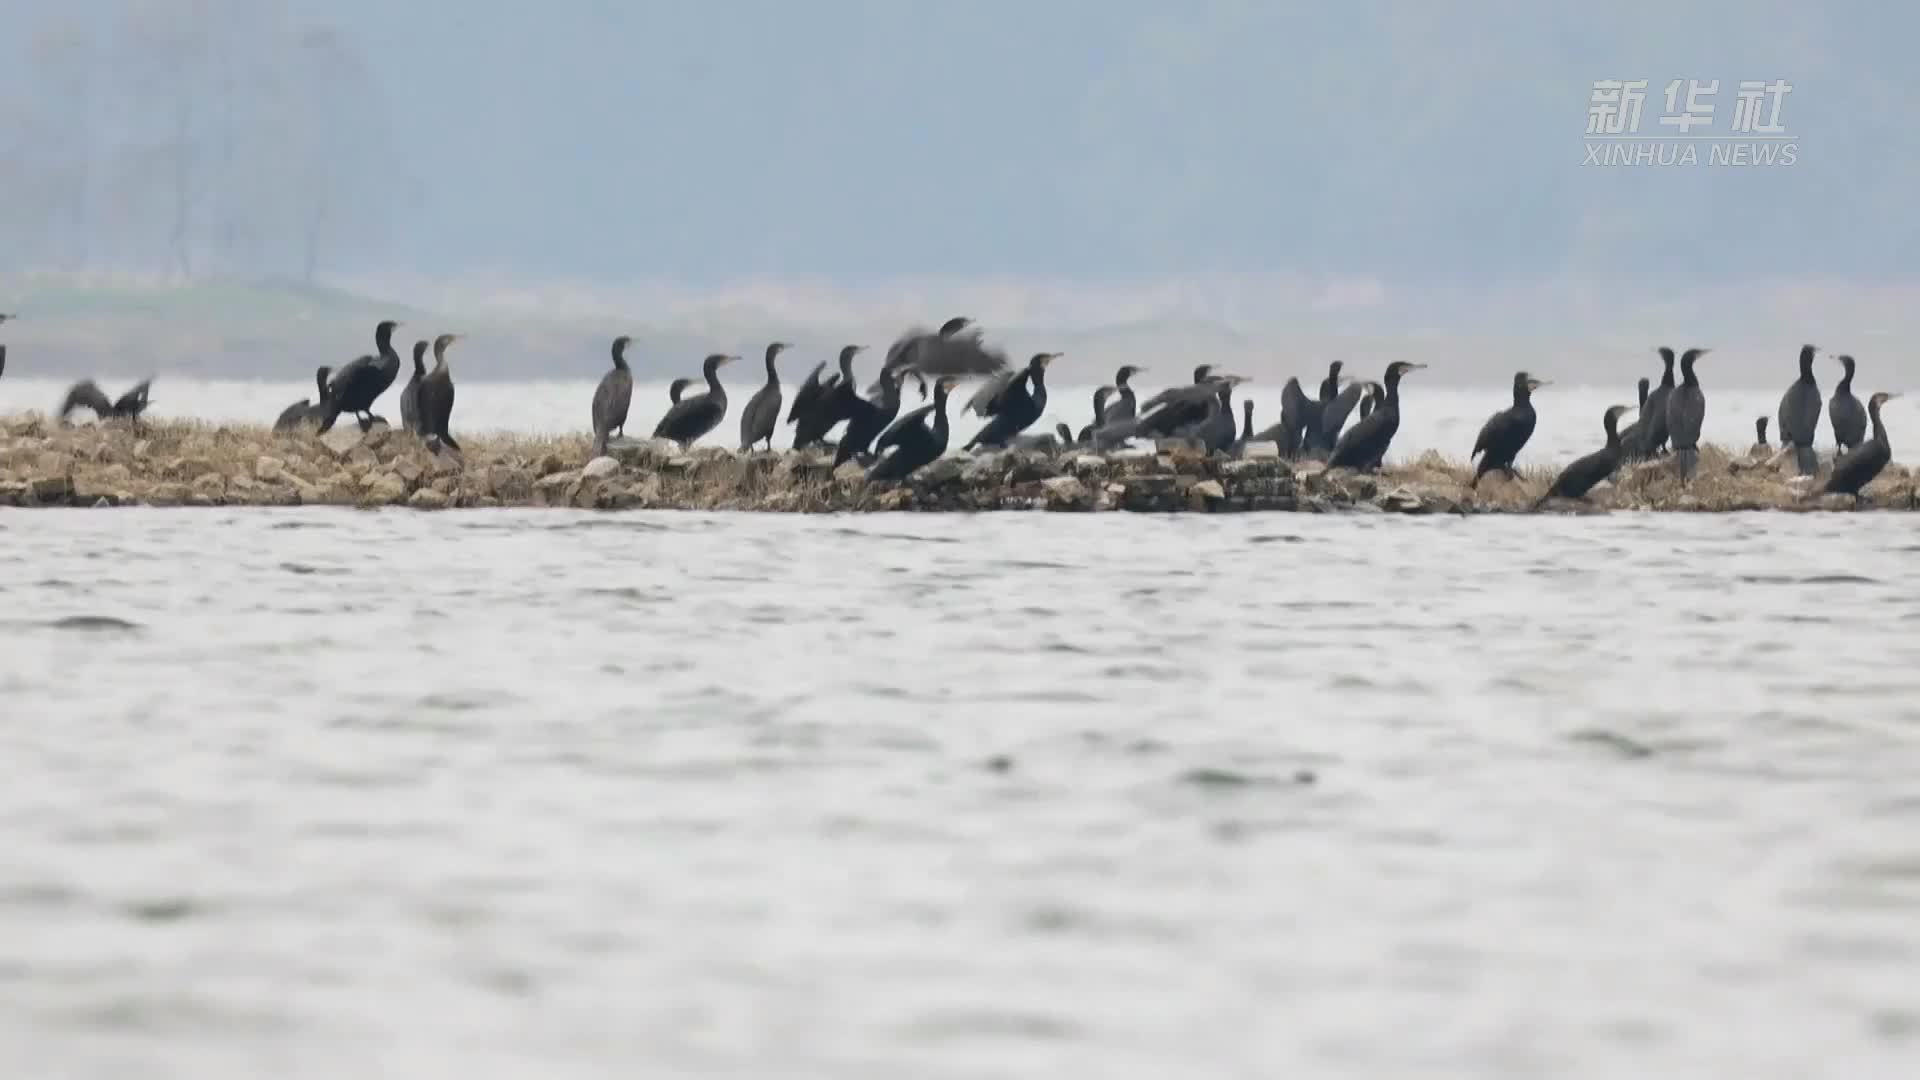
[0,0,1914,385]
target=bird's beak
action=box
[1528,378,1549,390]
[853,345,868,354]
[1337,374,1356,386]
[1886,392,1904,402]
[1695,349,1713,359]
[1043,353,1061,365]
[724,355,741,365]
[1410,362,1430,370]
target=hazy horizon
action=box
[1,2,1915,389]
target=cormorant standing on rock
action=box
[1776,344,1823,475]
[869,375,960,482]
[399,340,428,434]
[319,319,404,433]
[1330,361,1425,471]
[1823,392,1900,501]
[591,335,635,455]
[1830,354,1867,452]
[1470,371,1547,487]
[1639,347,1677,458]
[418,333,462,451]
[1666,348,1709,482]
[966,352,1058,450]
[59,378,153,426]
[1132,365,1217,432]
[1187,376,1248,455]
[1103,365,1145,423]
[1751,416,1771,456]
[1616,377,1652,460]
[739,342,789,451]
[835,365,911,466]
[654,353,736,446]
[788,346,859,449]
[1536,404,1634,507]
[1076,386,1116,445]
[0,344,7,381]
[274,366,333,431]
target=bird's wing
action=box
[875,404,936,456]
[1470,411,1505,459]
[923,329,1010,378]
[1321,382,1366,437]
[58,379,112,420]
[965,371,1019,417]
[787,362,826,422]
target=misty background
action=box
[0,0,1916,389]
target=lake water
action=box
[2,506,1918,1078]
[0,375,1864,466]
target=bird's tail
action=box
[1793,445,1819,476]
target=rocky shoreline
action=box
[0,416,1909,513]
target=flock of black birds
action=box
[3,310,1901,504]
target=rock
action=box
[359,472,407,505]
[582,455,620,479]
[533,470,579,506]
[832,461,866,483]
[407,488,451,510]
[487,464,533,502]
[1040,475,1090,510]
[1377,486,1425,514]
[663,456,697,474]
[254,456,286,483]
[1294,460,1329,480]
[1189,479,1226,510]
[425,448,463,477]
[29,475,71,503]
[391,456,426,488]
[1237,440,1280,460]
[0,480,28,506]
[915,459,964,488]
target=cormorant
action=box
[835,364,911,466]
[1330,362,1426,471]
[59,378,153,426]
[965,352,1058,450]
[1776,343,1823,475]
[653,353,736,446]
[1315,375,1366,456]
[1075,385,1116,445]
[1184,375,1248,455]
[1009,422,1075,453]
[868,375,960,482]
[1823,392,1900,501]
[1751,416,1771,455]
[418,333,461,451]
[1616,377,1652,459]
[1830,354,1867,452]
[1639,347,1677,457]
[1133,365,1217,429]
[1536,404,1634,507]
[873,316,1006,393]
[669,378,693,404]
[274,365,334,431]
[1102,365,1146,423]
[1274,377,1315,457]
[399,340,428,434]
[319,319,404,433]
[1665,347,1710,482]
[591,335,635,455]
[739,341,789,452]
[1470,371,1547,487]
[1,344,9,380]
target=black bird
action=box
[399,340,429,434]
[1470,371,1547,488]
[654,353,737,446]
[1009,422,1076,453]
[739,341,789,451]
[1330,362,1426,471]
[788,346,860,449]
[1102,365,1146,423]
[319,319,404,433]
[1357,383,1379,422]
[1776,343,1823,475]
[1314,376,1366,456]
[669,377,693,404]
[1132,365,1218,432]
[1536,404,1635,507]
[873,316,1006,394]
[591,335,635,455]
[418,333,461,451]
[274,365,334,431]
[1829,354,1867,452]
[1075,385,1116,445]
[1638,347,1677,458]
[835,364,911,466]
[0,344,7,380]
[869,375,960,482]
[1183,376,1249,455]
[965,352,1059,450]
[1615,377,1653,459]
[1269,377,1315,457]
[1823,392,1900,501]
[1666,347,1710,482]
[59,378,153,426]
[1751,416,1771,456]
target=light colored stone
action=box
[582,455,621,479]
[1040,475,1089,509]
[254,455,286,483]
[29,475,71,502]
[360,473,407,505]
[407,488,451,510]
[1191,479,1226,502]
[1237,440,1280,460]
[833,461,866,482]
